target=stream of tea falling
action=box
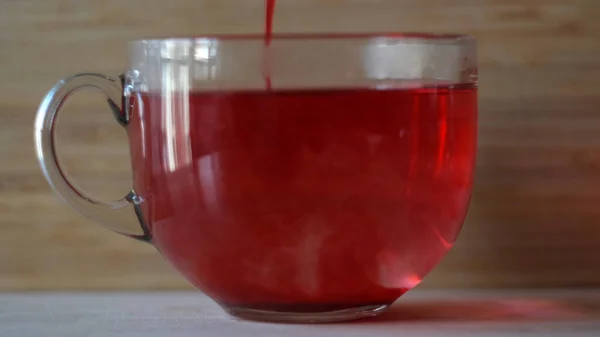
[264,0,276,89]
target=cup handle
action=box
[34,72,151,243]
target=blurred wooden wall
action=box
[1,0,600,290]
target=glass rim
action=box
[130,32,475,45]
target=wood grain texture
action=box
[1,0,600,290]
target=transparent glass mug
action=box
[35,34,477,323]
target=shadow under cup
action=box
[35,34,478,323]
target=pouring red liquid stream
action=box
[263,0,276,89]
[265,0,276,46]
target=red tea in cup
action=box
[35,34,477,322]
[128,83,477,312]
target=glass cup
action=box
[34,33,478,323]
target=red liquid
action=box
[128,85,477,312]
[265,0,276,46]
[263,0,276,89]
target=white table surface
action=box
[1,289,599,337]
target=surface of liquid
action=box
[127,85,477,311]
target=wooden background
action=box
[1,0,600,291]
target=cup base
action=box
[224,303,391,323]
